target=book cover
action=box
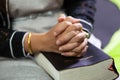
[35,42,119,80]
[42,42,111,70]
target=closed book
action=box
[35,43,118,80]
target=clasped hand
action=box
[45,15,88,57]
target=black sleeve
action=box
[62,0,96,36]
[0,1,27,58]
[0,28,26,58]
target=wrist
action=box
[24,32,46,54]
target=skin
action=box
[24,15,88,57]
[55,15,88,57]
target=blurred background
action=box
[93,0,120,48]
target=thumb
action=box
[58,14,66,22]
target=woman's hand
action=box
[54,15,89,57]
[24,15,88,57]
[25,20,74,54]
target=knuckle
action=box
[67,16,73,19]
[73,23,82,30]
[63,21,72,26]
[71,31,77,35]
[72,24,77,28]
[58,37,66,43]
[80,33,86,39]
[76,34,82,39]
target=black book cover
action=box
[42,42,111,71]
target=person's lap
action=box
[0,34,102,80]
[0,58,53,80]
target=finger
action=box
[55,23,83,45]
[65,16,80,24]
[67,23,83,32]
[61,52,78,57]
[58,14,66,22]
[57,23,83,38]
[57,23,82,38]
[69,32,87,43]
[54,21,72,37]
[73,45,88,57]
[81,45,88,54]
[61,51,85,57]
[56,31,78,46]
[72,38,88,53]
[76,45,88,57]
[59,39,88,57]
[59,42,79,52]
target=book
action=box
[35,42,118,80]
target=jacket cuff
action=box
[10,31,26,58]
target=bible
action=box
[35,43,118,80]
